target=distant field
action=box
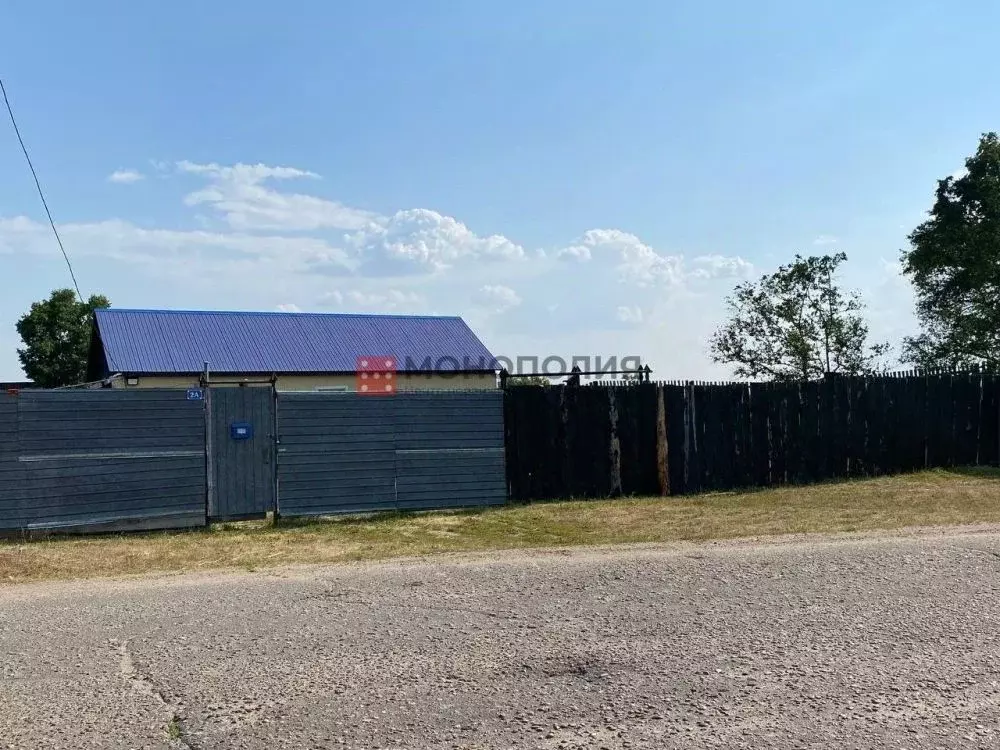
[2,468,1000,585]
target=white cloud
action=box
[345,209,525,274]
[276,303,302,312]
[553,230,751,288]
[691,254,754,279]
[813,234,839,246]
[0,215,353,275]
[478,284,521,313]
[556,244,591,262]
[174,162,526,276]
[108,169,144,184]
[616,306,643,324]
[177,160,376,232]
[568,229,685,287]
[178,161,318,181]
[557,229,751,288]
[318,288,424,311]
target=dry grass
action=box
[2,468,1000,585]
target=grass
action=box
[165,716,182,741]
[2,468,1000,585]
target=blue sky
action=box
[1,0,998,380]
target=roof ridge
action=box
[97,308,463,321]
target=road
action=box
[3,529,1000,749]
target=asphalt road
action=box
[3,528,1000,749]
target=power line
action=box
[0,77,83,302]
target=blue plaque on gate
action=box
[186,388,204,401]
[230,422,253,440]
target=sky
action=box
[1,0,998,381]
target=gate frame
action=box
[205,382,279,521]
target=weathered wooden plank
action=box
[656,385,669,496]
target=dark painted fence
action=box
[1,387,507,534]
[0,389,207,532]
[504,384,667,500]
[9,372,991,529]
[504,372,1000,501]
[278,391,507,516]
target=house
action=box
[87,308,498,391]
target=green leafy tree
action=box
[901,132,1000,369]
[505,374,550,386]
[710,253,888,381]
[16,289,110,387]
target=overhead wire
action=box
[0,76,84,302]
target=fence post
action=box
[608,387,622,496]
[656,385,669,495]
[204,386,216,519]
[271,382,280,516]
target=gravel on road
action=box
[2,527,1000,749]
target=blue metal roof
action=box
[93,309,498,374]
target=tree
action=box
[710,253,888,381]
[901,132,1000,369]
[16,289,110,388]
[505,374,550,386]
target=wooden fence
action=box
[503,372,1000,500]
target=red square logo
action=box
[356,355,397,395]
